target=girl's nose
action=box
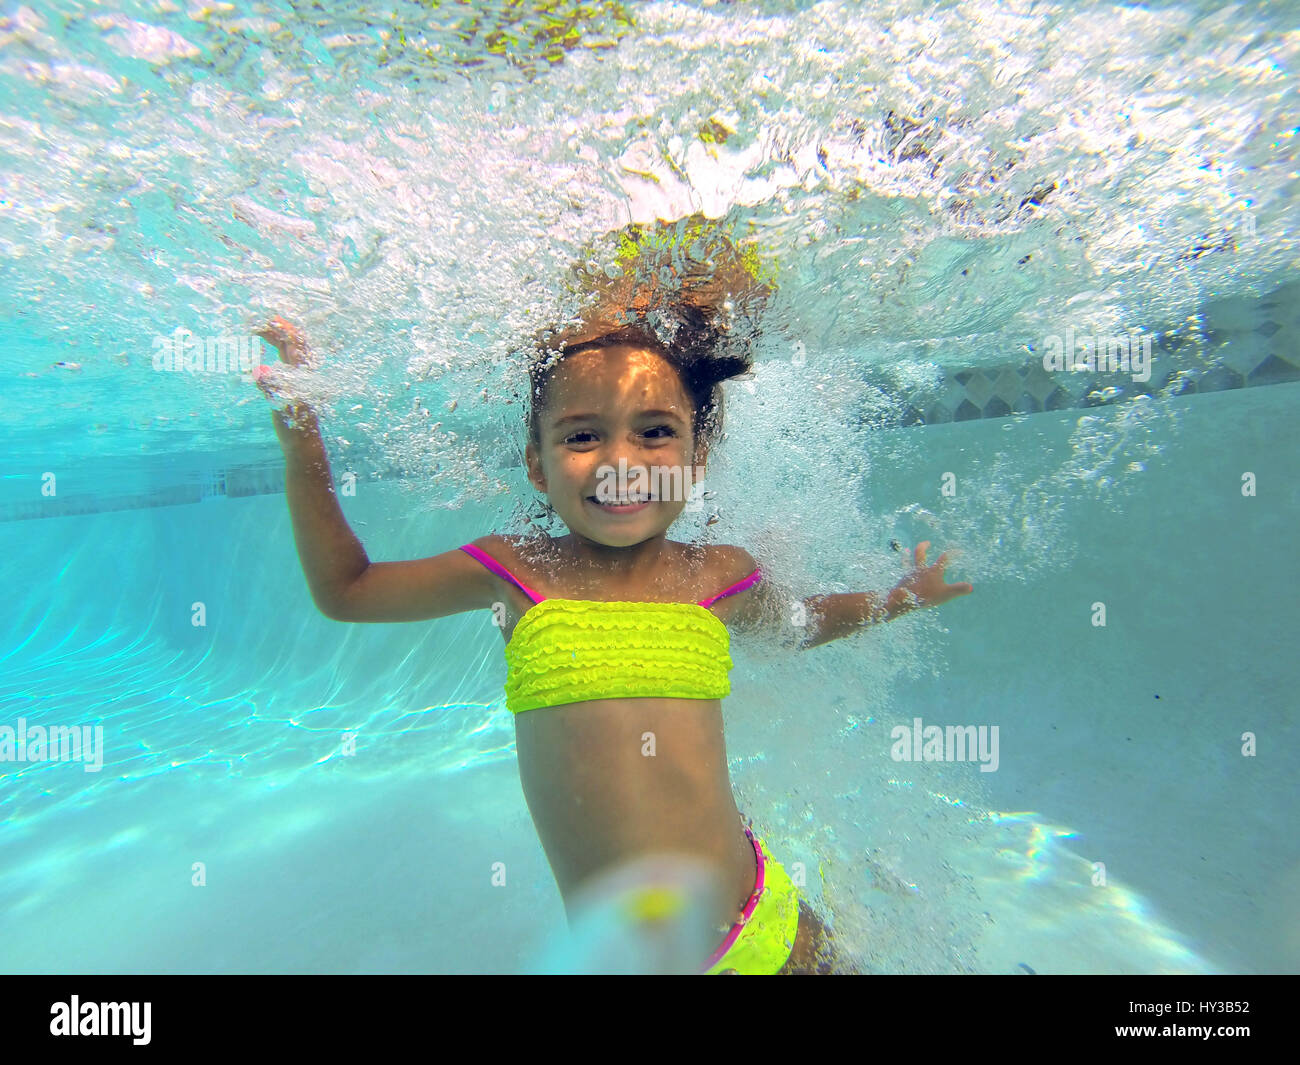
[593,445,654,483]
[600,436,652,466]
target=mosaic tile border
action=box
[863,280,1300,427]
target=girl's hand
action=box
[252,316,316,436]
[885,542,973,617]
[255,315,309,367]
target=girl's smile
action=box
[586,496,652,515]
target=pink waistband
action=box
[699,827,765,972]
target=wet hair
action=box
[526,303,753,455]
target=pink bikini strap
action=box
[697,567,762,608]
[700,827,766,972]
[459,544,546,604]
[460,544,759,609]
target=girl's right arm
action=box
[256,318,498,624]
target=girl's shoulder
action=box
[469,531,548,556]
[683,541,761,592]
[468,532,566,575]
[700,541,758,571]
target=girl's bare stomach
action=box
[514,696,757,938]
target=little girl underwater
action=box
[254,220,973,975]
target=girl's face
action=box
[526,344,704,548]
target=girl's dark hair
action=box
[526,302,753,454]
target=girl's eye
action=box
[563,426,674,443]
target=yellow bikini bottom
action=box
[701,829,801,975]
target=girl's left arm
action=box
[729,542,973,650]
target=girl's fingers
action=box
[255,317,307,365]
[254,321,287,345]
[252,364,280,393]
[914,541,929,567]
[263,315,300,341]
[252,364,294,408]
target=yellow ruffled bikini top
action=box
[459,543,763,714]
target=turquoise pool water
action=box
[1,0,1297,974]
